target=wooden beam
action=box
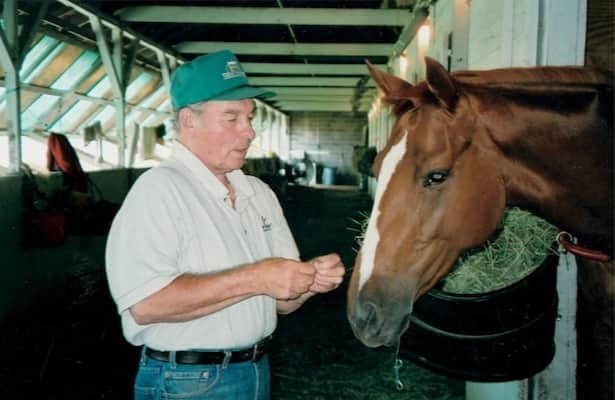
[264,87,376,96]
[56,0,182,64]
[0,80,170,116]
[276,102,369,112]
[116,6,410,27]
[273,99,373,108]
[174,42,393,57]
[241,62,380,75]
[272,93,374,102]
[250,76,375,87]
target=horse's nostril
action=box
[349,300,377,329]
[362,301,378,323]
[355,301,381,332]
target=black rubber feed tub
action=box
[399,252,559,382]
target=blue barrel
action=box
[321,167,337,185]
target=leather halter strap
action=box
[556,231,611,263]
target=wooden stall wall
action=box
[585,0,614,71]
[0,169,143,321]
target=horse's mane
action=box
[452,66,614,87]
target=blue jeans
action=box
[134,347,271,400]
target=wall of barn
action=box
[365,0,571,197]
[0,169,143,321]
[467,0,538,68]
[288,111,366,185]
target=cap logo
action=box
[222,61,246,80]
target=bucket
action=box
[28,212,66,247]
[399,252,559,382]
[322,167,337,185]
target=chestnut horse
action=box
[347,58,613,397]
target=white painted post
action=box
[532,253,578,400]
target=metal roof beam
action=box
[116,6,410,27]
[174,42,393,57]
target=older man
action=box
[106,49,345,400]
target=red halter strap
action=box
[556,231,611,263]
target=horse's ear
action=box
[366,60,414,102]
[425,57,458,109]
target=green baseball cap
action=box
[170,49,275,110]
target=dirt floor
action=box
[0,183,464,399]
[271,184,465,400]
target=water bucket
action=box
[399,252,559,382]
[322,167,337,185]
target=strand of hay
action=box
[349,208,558,294]
[348,210,371,256]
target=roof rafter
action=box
[116,6,410,26]
[250,76,375,87]
[174,42,393,56]
[241,63,383,75]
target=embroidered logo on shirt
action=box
[222,61,246,80]
[261,216,272,232]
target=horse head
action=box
[347,58,507,347]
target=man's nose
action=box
[243,120,256,140]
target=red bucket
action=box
[28,212,66,247]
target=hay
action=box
[349,207,558,295]
[441,207,558,294]
[348,211,371,254]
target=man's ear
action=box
[178,107,195,129]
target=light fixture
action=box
[418,21,431,48]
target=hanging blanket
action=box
[46,132,89,193]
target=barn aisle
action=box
[272,184,465,400]
[0,184,464,400]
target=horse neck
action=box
[471,84,613,246]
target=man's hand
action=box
[309,253,345,293]
[257,258,316,300]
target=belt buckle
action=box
[251,342,262,362]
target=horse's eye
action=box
[423,169,450,187]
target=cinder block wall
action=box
[289,111,366,185]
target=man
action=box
[105,49,345,400]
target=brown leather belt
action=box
[145,336,271,365]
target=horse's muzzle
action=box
[348,287,414,348]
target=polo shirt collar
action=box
[170,141,255,199]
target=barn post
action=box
[0,0,48,173]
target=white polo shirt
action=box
[105,141,299,351]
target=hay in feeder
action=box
[349,208,558,294]
[441,207,558,294]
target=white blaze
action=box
[358,131,408,291]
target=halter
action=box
[556,231,611,263]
